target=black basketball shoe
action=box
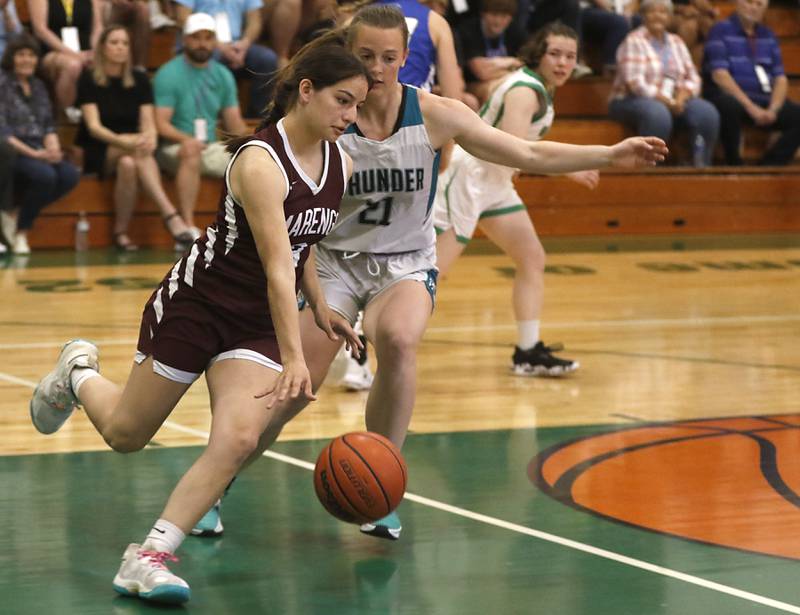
[511,342,579,377]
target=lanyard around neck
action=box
[61,0,74,25]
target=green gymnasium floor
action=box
[3,427,800,615]
[3,234,800,614]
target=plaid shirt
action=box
[611,26,701,100]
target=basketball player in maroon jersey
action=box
[28,42,371,604]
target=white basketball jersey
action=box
[446,67,555,183]
[323,85,441,253]
[480,67,554,141]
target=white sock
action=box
[70,368,99,398]
[517,320,540,351]
[142,518,185,554]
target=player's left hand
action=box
[312,304,364,360]
[567,169,600,189]
[610,136,668,168]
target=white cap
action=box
[183,12,216,36]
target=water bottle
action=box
[74,211,90,251]
[692,134,706,168]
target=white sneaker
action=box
[112,543,191,604]
[64,106,82,124]
[30,339,99,434]
[341,357,374,391]
[13,234,30,255]
[0,241,6,254]
[0,209,15,245]
[148,0,176,29]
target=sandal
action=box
[163,212,195,244]
[113,232,139,252]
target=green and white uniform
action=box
[433,67,554,244]
[316,85,441,323]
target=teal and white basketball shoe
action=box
[191,499,224,536]
[113,543,190,604]
[30,339,99,434]
[360,511,402,540]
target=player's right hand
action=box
[312,304,364,361]
[255,360,316,409]
[610,136,668,168]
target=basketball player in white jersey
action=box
[434,22,592,376]
[27,42,370,603]
[193,5,666,542]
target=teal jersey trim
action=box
[402,84,425,127]
[425,149,442,218]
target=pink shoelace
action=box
[138,550,180,568]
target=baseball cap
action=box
[184,13,216,36]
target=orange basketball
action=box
[313,431,408,525]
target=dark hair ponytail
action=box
[227,30,371,152]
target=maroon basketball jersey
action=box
[156,119,347,331]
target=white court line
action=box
[5,374,800,612]
[158,420,800,613]
[427,313,800,334]
[1,313,800,351]
[0,339,137,351]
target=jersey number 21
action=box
[358,196,393,226]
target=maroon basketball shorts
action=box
[135,284,282,384]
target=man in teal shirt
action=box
[174,0,277,118]
[154,13,247,238]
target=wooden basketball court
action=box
[1,236,799,613]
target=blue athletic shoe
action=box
[360,511,402,540]
[191,499,223,537]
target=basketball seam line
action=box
[327,441,363,521]
[342,434,393,514]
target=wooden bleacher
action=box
[25,1,800,248]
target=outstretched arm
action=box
[420,91,667,174]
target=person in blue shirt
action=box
[174,0,278,118]
[0,0,22,57]
[702,0,800,165]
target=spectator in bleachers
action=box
[526,0,580,34]
[579,1,636,75]
[609,0,719,166]
[454,0,524,102]
[0,34,80,254]
[263,0,336,68]
[703,0,800,165]
[173,0,278,118]
[371,0,476,108]
[76,25,195,251]
[671,0,718,67]
[101,0,151,71]
[153,13,247,236]
[0,0,23,57]
[29,0,103,122]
